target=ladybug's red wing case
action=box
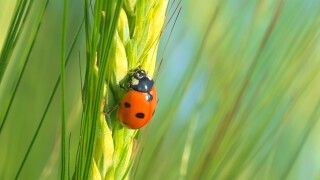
[149,86,158,116]
[118,87,158,129]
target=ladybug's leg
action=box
[119,81,130,91]
[119,83,125,89]
[127,69,135,75]
[104,103,120,115]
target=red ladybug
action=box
[118,69,158,129]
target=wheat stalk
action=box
[76,0,168,179]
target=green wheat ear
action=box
[82,0,169,179]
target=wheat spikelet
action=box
[89,0,169,179]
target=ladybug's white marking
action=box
[132,79,139,86]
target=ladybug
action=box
[118,69,158,129]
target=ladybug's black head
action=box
[130,69,154,92]
[133,70,147,80]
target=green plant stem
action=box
[61,0,68,179]
[13,18,83,180]
[0,0,34,82]
[0,0,37,134]
[83,1,123,178]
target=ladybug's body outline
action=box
[118,69,157,129]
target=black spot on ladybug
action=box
[135,113,145,119]
[124,102,131,108]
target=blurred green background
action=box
[1,0,320,179]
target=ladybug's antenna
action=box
[105,103,120,115]
[154,6,182,83]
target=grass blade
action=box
[14,19,84,179]
[60,0,68,178]
[0,0,34,82]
